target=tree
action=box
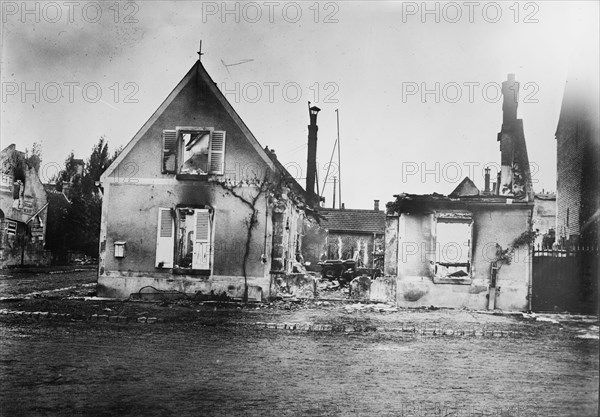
[56,151,82,192]
[82,136,112,195]
[25,142,42,172]
[51,137,122,260]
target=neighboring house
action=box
[532,192,556,249]
[97,60,310,300]
[555,74,600,247]
[0,144,50,268]
[308,201,386,269]
[385,74,534,311]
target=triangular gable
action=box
[101,61,277,182]
[195,63,277,174]
[450,177,480,197]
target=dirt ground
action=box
[1,320,598,417]
[0,269,598,416]
[0,267,96,298]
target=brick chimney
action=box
[374,200,380,211]
[306,103,320,205]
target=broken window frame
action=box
[161,127,227,177]
[433,212,473,283]
[177,127,212,176]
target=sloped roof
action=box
[450,177,480,197]
[101,60,283,185]
[264,147,307,201]
[318,208,386,234]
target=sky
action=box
[1,1,599,209]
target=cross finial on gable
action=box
[197,40,204,61]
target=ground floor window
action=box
[155,207,213,272]
[435,213,472,279]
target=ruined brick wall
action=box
[556,87,600,246]
[556,120,584,243]
[270,199,304,273]
[384,216,399,276]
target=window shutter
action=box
[155,208,174,268]
[192,209,211,270]
[208,131,226,175]
[162,130,177,173]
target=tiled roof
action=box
[318,209,386,234]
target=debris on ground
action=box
[575,325,599,340]
[344,303,398,313]
[535,316,560,324]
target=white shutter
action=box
[208,131,226,175]
[155,208,174,268]
[162,130,177,173]
[192,209,211,270]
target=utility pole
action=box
[336,109,342,209]
[332,176,337,209]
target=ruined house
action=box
[0,144,50,267]
[97,60,310,300]
[303,201,386,270]
[385,74,534,311]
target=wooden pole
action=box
[336,109,342,208]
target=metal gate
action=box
[532,246,599,313]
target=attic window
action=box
[181,131,210,174]
[161,128,226,176]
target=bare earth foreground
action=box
[0,270,598,416]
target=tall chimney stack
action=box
[502,73,519,125]
[484,167,491,194]
[306,103,321,205]
[374,200,380,211]
[498,74,520,196]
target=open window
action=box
[154,206,214,274]
[434,212,472,283]
[161,128,226,176]
[176,208,212,271]
[180,130,210,174]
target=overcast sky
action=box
[2,1,599,209]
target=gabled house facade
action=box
[0,144,50,267]
[97,61,309,300]
[385,74,534,311]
